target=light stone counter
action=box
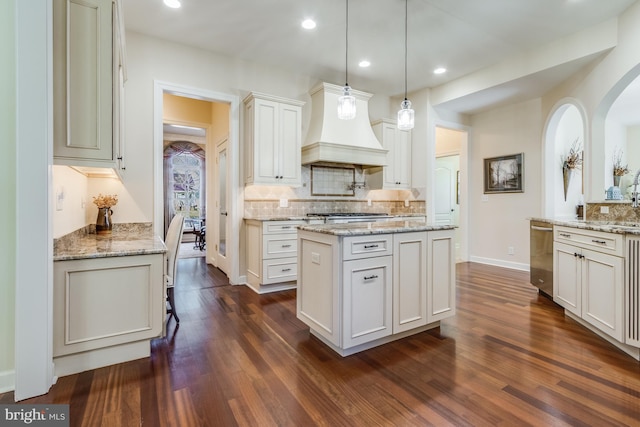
[54,223,166,261]
[529,217,640,235]
[297,220,455,236]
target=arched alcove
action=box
[543,100,586,218]
[592,63,640,200]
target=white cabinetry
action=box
[53,0,125,169]
[298,228,455,356]
[427,230,457,322]
[368,119,412,189]
[244,93,304,186]
[393,232,427,333]
[246,219,318,293]
[53,253,164,376]
[553,226,624,342]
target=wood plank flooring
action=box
[2,260,640,426]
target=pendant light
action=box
[397,0,414,130]
[337,0,356,120]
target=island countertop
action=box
[297,220,455,236]
[54,223,167,261]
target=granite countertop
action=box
[529,217,640,235]
[244,213,427,221]
[54,223,167,261]
[298,220,455,236]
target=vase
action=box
[613,175,621,187]
[562,162,572,201]
[96,207,113,235]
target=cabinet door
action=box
[395,128,412,188]
[393,232,427,333]
[582,249,624,341]
[554,242,582,316]
[53,0,114,164]
[278,103,302,185]
[427,230,456,322]
[254,98,280,184]
[343,256,393,348]
[381,123,398,188]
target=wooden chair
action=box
[165,214,184,323]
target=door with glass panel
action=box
[215,138,229,275]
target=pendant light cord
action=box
[404,0,408,101]
[345,0,349,87]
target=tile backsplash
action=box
[586,201,640,222]
[244,165,426,217]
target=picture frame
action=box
[483,153,524,193]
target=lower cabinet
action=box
[53,253,164,376]
[246,219,318,293]
[343,256,393,347]
[554,227,624,342]
[297,228,456,356]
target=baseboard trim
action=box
[469,256,529,272]
[0,369,15,394]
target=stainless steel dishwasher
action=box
[530,221,554,298]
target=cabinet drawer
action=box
[264,221,302,234]
[263,234,298,258]
[263,257,297,284]
[555,226,623,256]
[343,235,393,260]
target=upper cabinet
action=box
[368,119,412,189]
[243,92,305,186]
[53,0,125,170]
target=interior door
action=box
[435,155,461,260]
[215,139,229,275]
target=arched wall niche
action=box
[591,62,640,201]
[543,98,587,218]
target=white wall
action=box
[553,106,584,218]
[468,98,542,270]
[0,0,16,393]
[51,166,88,238]
[542,1,640,201]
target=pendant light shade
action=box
[398,99,414,130]
[397,0,414,130]
[338,0,356,120]
[338,85,356,120]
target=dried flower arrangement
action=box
[612,148,629,176]
[563,138,583,170]
[92,193,118,209]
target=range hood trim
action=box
[301,141,387,168]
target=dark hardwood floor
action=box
[3,260,640,426]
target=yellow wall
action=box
[163,93,212,125]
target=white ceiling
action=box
[124,0,637,113]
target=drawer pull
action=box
[592,239,607,245]
[281,244,292,248]
[559,233,571,238]
[281,268,292,272]
[363,244,379,249]
[281,226,292,229]
[363,275,378,280]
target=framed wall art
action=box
[483,153,524,193]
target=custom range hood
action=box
[302,82,387,168]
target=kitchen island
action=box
[53,224,166,376]
[297,221,456,356]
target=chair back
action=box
[165,214,185,288]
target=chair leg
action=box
[167,287,180,323]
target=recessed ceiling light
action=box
[359,60,371,68]
[301,19,316,30]
[433,67,447,75]
[164,0,181,8]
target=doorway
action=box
[435,125,468,263]
[153,81,241,284]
